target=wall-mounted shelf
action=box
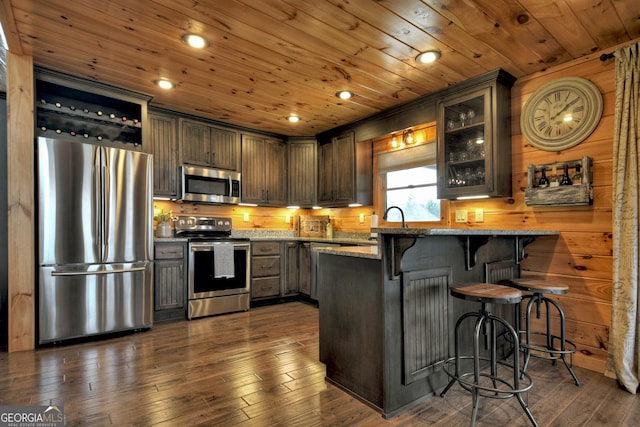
[525,156,593,206]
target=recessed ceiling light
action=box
[287,115,300,123]
[181,33,209,49]
[336,90,354,100]
[154,79,175,90]
[416,50,441,64]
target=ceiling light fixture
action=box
[287,114,300,123]
[181,33,209,49]
[415,50,441,64]
[154,79,175,90]
[336,90,354,100]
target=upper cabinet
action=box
[148,111,179,198]
[437,69,516,199]
[35,67,150,151]
[241,134,287,206]
[181,119,240,171]
[318,132,373,207]
[288,138,317,208]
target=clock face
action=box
[521,77,603,151]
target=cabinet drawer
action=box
[252,277,280,298]
[252,256,280,277]
[155,244,184,260]
[252,241,280,256]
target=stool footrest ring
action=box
[442,356,534,398]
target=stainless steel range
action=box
[175,215,250,319]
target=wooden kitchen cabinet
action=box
[317,131,372,207]
[288,138,317,207]
[298,242,312,296]
[241,134,287,206]
[284,242,299,295]
[181,119,239,171]
[436,69,516,199]
[148,111,180,198]
[154,242,187,322]
[251,241,283,299]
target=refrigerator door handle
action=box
[93,147,103,257]
[102,148,110,260]
[51,266,147,276]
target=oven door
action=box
[188,241,250,299]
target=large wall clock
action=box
[521,77,603,151]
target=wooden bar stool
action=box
[498,278,579,386]
[441,283,537,427]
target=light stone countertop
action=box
[313,245,381,260]
[373,227,560,236]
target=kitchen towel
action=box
[214,243,235,278]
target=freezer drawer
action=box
[38,262,153,344]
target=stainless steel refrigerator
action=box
[37,137,153,344]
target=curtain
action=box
[605,42,640,394]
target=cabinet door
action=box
[288,139,317,207]
[317,141,334,204]
[181,120,211,166]
[284,242,299,295]
[333,132,356,204]
[154,260,185,311]
[298,243,311,296]
[210,126,239,171]
[241,134,265,203]
[148,112,179,197]
[436,76,512,199]
[264,138,287,206]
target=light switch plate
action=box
[475,208,484,223]
[455,209,468,223]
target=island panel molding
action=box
[521,77,603,152]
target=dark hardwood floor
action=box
[0,301,637,426]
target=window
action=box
[385,165,440,222]
[378,140,442,223]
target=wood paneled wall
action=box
[448,51,620,373]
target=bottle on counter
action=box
[326,219,333,239]
[370,211,378,239]
[549,166,560,187]
[559,164,572,185]
[538,167,549,188]
[572,164,583,185]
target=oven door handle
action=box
[190,243,250,251]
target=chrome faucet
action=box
[383,206,407,228]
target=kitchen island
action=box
[316,228,558,418]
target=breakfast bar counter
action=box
[317,228,558,418]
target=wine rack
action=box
[525,156,593,206]
[35,67,150,149]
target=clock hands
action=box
[550,97,580,121]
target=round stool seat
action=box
[498,278,568,295]
[451,282,523,304]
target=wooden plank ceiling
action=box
[0,0,638,136]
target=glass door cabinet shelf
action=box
[437,69,515,199]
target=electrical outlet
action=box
[359,213,365,224]
[455,209,468,223]
[475,208,484,223]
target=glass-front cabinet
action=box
[437,69,515,199]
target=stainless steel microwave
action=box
[180,165,241,204]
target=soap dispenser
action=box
[326,218,333,239]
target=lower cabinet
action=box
[154,242,187,322]
[251,241,282,299]
[298,243,312,296]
